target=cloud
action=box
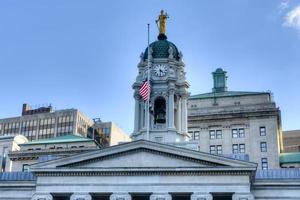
[278,0,290,12]
[283,4,300,32]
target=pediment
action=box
[30,140,257,173]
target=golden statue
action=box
[156,10,169,35]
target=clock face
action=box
[153,64,167,77]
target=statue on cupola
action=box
[132,11,190,144]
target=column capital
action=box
[232,193,254,200]
[150,193,172,200]
[70,193,92,200]
[110,193,132,200]
[32,193,53,200]
[168,88,175,95]
[191,193,212,200]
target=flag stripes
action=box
[139,80,150,101]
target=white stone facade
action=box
[188,91,283,169]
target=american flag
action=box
[139,80,150,101]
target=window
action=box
[260,142,267,152]
[1,147,8,172]
[22,164,29,172]
[232,128,245,138]
[209,130,215,139]
[193,131,200,140]
[210,145,222,155]
[239,144,245,153]
[232,144,238,154]
[261,158,268,170]
[232,129,238,138]
[217,145,222,155]
[239,128,245,138]
[216,130,222,139]
[210,145,216,154]
[260,126,266,136]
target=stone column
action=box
[177,97,182,133]
[232,193,254,200]
[150,193,172,200]
[110,193,132,200]
[191,193,213,200]
[70,193,92,200]
[31,193,53,200]
[181,95,188,133]
[168,90,175,129]
[140,102,144,129]
[134,94,140,133]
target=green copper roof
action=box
[19,134,94,146]
[143,39,179,60]
[189,91,270,100]
[280,152,300,164]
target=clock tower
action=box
[132,11,190,143]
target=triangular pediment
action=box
[30,140,257,173]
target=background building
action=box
[283,129,300,152]
[187,68,283,169]
[91,119,131,146]
[8,134,99,172]
[0,104,93,141]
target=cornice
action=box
[33,168,254,177]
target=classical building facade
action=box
[0,11,299,200]
[187,69,283,169]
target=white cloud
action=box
[283,4,300,32]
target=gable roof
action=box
[30,140,257,175]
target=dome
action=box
[143,38,180,61]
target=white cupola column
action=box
[181,94,188,133]
[168,90,175,129]
[133,94,140,133]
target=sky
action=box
[0,0,300,134]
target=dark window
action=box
[260,126,266,136]
[1,147,8,172]
[262,158,268,170]
[260,142,267,152]
[22,164,29,172]
[154,97,166,124]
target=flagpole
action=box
[146,23,150,140]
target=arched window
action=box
[154,97,166,124]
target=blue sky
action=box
[0,0,300,133]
